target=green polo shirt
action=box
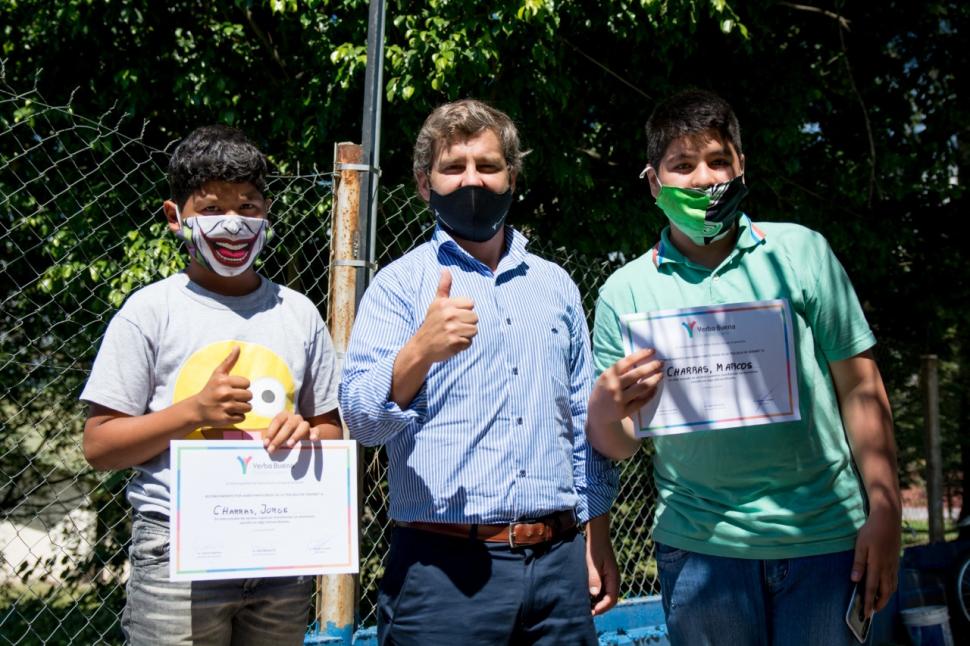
[593,215,876,559]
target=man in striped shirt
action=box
[340,99,619,645]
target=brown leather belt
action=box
[397,510,577,548]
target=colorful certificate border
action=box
[621,299,798,435]
[170,440,358,579]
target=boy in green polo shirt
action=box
[587,89,901,645]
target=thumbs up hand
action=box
[414,269,478,364]
[435,269,454,299]
[192,346,253,427]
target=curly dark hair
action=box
[167,124,268,208]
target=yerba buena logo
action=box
[236,455,253,475]
[681,319,737,338]
[681,320,698,338]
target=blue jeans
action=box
[123,512,313,645]
[378,525,598,645]
[656,544,868,646]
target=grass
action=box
[0,583,124,646]
[901,519,960,547]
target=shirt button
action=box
[713,275,720,282]
[506,318,512,325]
[518,469,526,477]
[512,367,519,375]
[516,417,523,425]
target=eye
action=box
[250,377,287,417]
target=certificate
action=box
[620,299,800,436]
[169,440,358,581]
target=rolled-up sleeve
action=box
[566,281,619,522]
[338,271,427,447]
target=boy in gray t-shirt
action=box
[81,125,341,644]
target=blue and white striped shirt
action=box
[340,226,618,524]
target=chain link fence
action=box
[0,80,335,644]
[0,80,658,644]
[1,82,172,644]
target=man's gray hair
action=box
[412,99,526,182]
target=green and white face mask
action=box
[650,173,749,246]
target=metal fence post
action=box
[317,142,365,643]
[921,354,944,542]
[356,0,386,304]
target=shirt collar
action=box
[432,224,529,275]
[736,214,768,250]
[651,213,766,269]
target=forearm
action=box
[586,511,612,545]
[831,353,901,612]
[587,416,640,461]
[585,511,619,614]
[83,400,201,471]
[843,392,901,514]
[340,350,427,446]
[390,336,434,409]
[585,347,661,461]
[834,354,901,515]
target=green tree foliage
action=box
[1,0,967,621]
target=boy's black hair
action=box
[645,89,742,170]
[167,125,268,208]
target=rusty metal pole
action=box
[316,142,364,643]
[921,354,944,543]
[328,143,364,358]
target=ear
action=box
[264,197,273,217]
[645,166,661,199]
[162,200,181,233]
[738,153,746,178]
[416,170,431,202]
[509,167,517,194]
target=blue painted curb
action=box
[596,597,669,645]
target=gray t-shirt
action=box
[80,272,339,516]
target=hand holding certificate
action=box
[620,299,800,437]
[169,439,358,582]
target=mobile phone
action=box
[845,582,872,644]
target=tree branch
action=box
[778,2,851,31]
[559,36,652,101]
[768,173,866,219]
[241,7,290,81]
[837,19,879,208]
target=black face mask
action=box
[430,185,513,243]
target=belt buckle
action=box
[508,518,545,548]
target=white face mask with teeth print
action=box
[174,208,273,277]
